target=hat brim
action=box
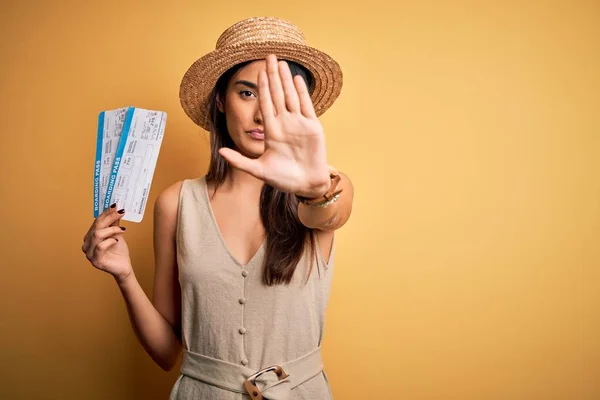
[179,42,343,131]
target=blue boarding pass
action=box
[94,106,167,223]
[94,107,130,218]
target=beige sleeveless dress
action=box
[169,176,335,399]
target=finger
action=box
[94,237,119,257]
[258,69,275,126]
[86,226,125,260]
[110,215,122,227]
[266,54,286,115]
[100,202,118,217]
[98,204,125,227]
[219,148,264,180]
[294,75,317,119]
[279,60,300,113]
[84,203,118,242]
[85,207,124,243]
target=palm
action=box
[220,54,331,198]
[259,112,329,193]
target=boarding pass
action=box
[94,106,167,222]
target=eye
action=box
[239,90,256,99]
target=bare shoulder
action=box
[152,180,184,271]
[154,180,185,217]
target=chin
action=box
[237,139,264,159]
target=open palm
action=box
[219,54,331,198]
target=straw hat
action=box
[179,16,343,131]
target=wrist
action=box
[296,171,343,206]
[295,179,331,200]
[114,269,135,288]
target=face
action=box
[217,60,267,159]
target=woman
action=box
[82,16,354,399]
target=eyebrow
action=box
[233,80,258,90]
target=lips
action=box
[246,129,265,140]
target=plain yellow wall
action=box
[1,1,597,399]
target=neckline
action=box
[201,176,266,268]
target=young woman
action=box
[82,17,354,399]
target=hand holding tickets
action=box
[94,106,167,222]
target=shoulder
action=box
[155,180,185,214]
[153,180,186,231]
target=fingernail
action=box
[118,209,125,214]
[120,227,126,231]
[110,203,117,208]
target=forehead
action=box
[232,60,267,82]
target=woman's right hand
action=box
[82,203,132,283]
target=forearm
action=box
[116,272,181,371]
[298,200,340,230]
[298,171,354,231]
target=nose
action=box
[254,105,263,125]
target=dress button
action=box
[241,358,249,365]
[239,298,246,304]
[241,270,248,277]
[239,327,247,334]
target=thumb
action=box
[219,148,263,180]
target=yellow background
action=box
[1,1,597,399]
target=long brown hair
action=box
[205,59,318,286]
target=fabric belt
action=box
[175,347,323,400]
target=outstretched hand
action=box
[219,54,331,198]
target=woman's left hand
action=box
[219,54,331,198]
